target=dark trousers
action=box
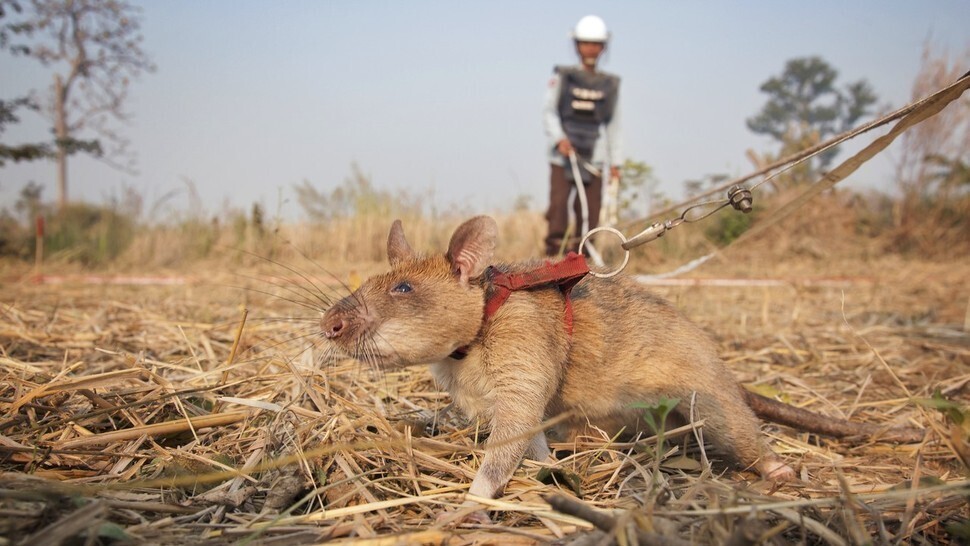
[544,164,602,256]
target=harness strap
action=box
[450,252,589,360]
[484,252,589,334]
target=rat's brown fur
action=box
[320,216,918,504]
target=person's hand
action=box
[610,165,621,180]
[556,138,574,157]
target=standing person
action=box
[543,14,623,257]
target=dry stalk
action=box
[1,255,967,543]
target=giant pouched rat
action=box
[319,215,922,507]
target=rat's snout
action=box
[321,305,361,340]
[321,313,350,339]
[320,296,369,341]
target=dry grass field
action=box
[2,31,966,546]
[1,225,969,544]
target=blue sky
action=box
[1,1,968,219]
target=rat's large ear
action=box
[387,219,414,266]
[447,216,497,285]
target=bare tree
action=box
[892,43,970,255]
[9,0,154,211]
[894,44,970,202]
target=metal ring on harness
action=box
[579,226,630,278]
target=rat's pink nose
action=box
[321,314,349,339]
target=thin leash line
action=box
[676,71,970,227]
[727,71,970,251]
[585,71,970,279]
[568,150,605,267]
[615,70,970,234]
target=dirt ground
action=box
[1,254,969,545]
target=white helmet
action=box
[572,15,609,43]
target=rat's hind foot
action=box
[757,456,796,482]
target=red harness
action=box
[450,252,590,360]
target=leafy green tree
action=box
[4,0,154,211]
[747,56,877,181]
[0,97,52,165]
[0,1,51,165]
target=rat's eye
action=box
[392,281,413,294]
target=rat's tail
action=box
[743,390,924,444]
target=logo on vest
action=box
[571,87,605,101]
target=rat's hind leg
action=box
[688,389,795,482]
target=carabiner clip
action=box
[621,222,665,250]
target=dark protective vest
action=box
[555,65,619,163]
